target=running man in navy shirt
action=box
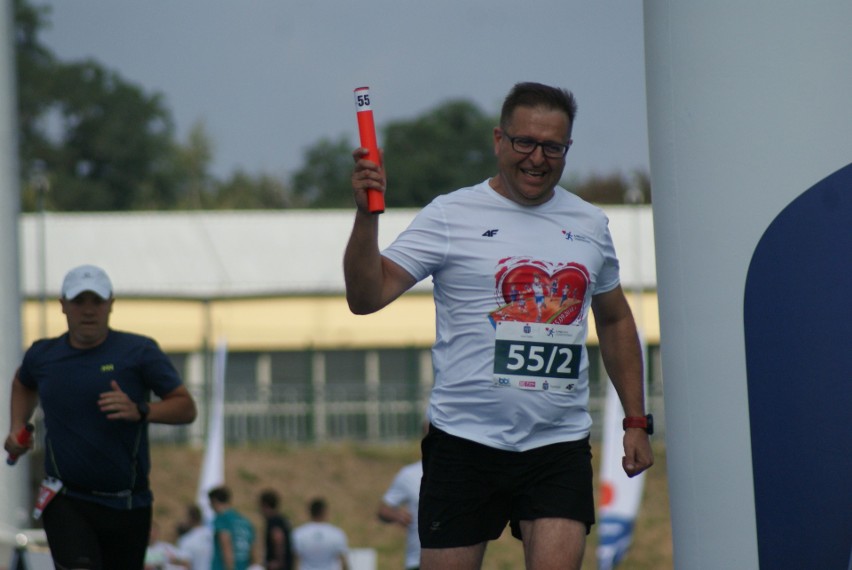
[4,264,197,570]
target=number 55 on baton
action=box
[353,86,385,214]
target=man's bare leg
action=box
[421,542,488,570]
[520,518,586,570]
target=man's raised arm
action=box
[344,148,415,314]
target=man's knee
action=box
[421,543,487,570]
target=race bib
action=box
[493,321,582,391]
[33,477,63,520]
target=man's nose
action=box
[528,144,547,162]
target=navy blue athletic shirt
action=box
[19,330,183,509]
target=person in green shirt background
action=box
[209,486,256,570]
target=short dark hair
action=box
[500,82,578,131]
[260,489,279,509]
[308,497,327,518]
[208,486,230,504]
[186,504,203,525]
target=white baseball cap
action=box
[61,265,113,300]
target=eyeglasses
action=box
[502,131,571,159]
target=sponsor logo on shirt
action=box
[544,327,578,338]
[562,230,592,244]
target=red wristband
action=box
[623,414,654,435]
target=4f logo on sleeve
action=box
[482,229,499,237]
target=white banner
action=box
[596,381,646,570]
[197,338,227,523]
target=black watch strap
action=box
[136,401,150,423]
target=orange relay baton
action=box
[6,423,34,466]
[353,86,385,214]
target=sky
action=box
[37,1,650,182]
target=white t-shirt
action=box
[383,180,620,451]
[176,525,214,570]
[292,522,349,570]
[381,461,423,569]
[145,540,187,570]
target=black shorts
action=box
[42,493,151,570]
[418,424,594,549]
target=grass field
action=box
[149,440,672,570]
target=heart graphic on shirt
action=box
[494,261,590,325]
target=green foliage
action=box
[288,97,651,208]
[168,122,291,210]
[47,60,177,211]
[288,99,497,208]
[13,0,650,211]
[14,0,55,183]
[172,122,215,209]
[14,0,287,212]
[15,0,180,211]
[382,99,495,207]
[289,134,355,208]
[565,170,652,205]
[236,466,259,484]
[214,170,290,209]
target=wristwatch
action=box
[623,414,654,435]
[136,401,150,423]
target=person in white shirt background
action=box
[292,497,349,570]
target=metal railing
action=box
[149,375,665,446]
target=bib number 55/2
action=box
[494,340,581,379]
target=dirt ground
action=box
[149,440,672,570]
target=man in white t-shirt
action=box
[344,82,653,570]
[292,498,348,570]
[144,521,189,570]
[378,461,423,570]
[176,505,213,570]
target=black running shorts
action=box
[42,493,151,570]
[418,424,594,549]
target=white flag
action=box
[596,379,647,570]
[196,338,227,523]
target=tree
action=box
[289,99,497,208]
[172,122,216,209]
[42,61,178,211]
[15,0,182,212]
[214,170,290,209]
[15,0,57,211]
[289,134,355,208]
[565,170,652,205]
[13,0,649,211]
[382,99,495,207]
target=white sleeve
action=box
[382,199,448,283]
[381,469,408,507]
